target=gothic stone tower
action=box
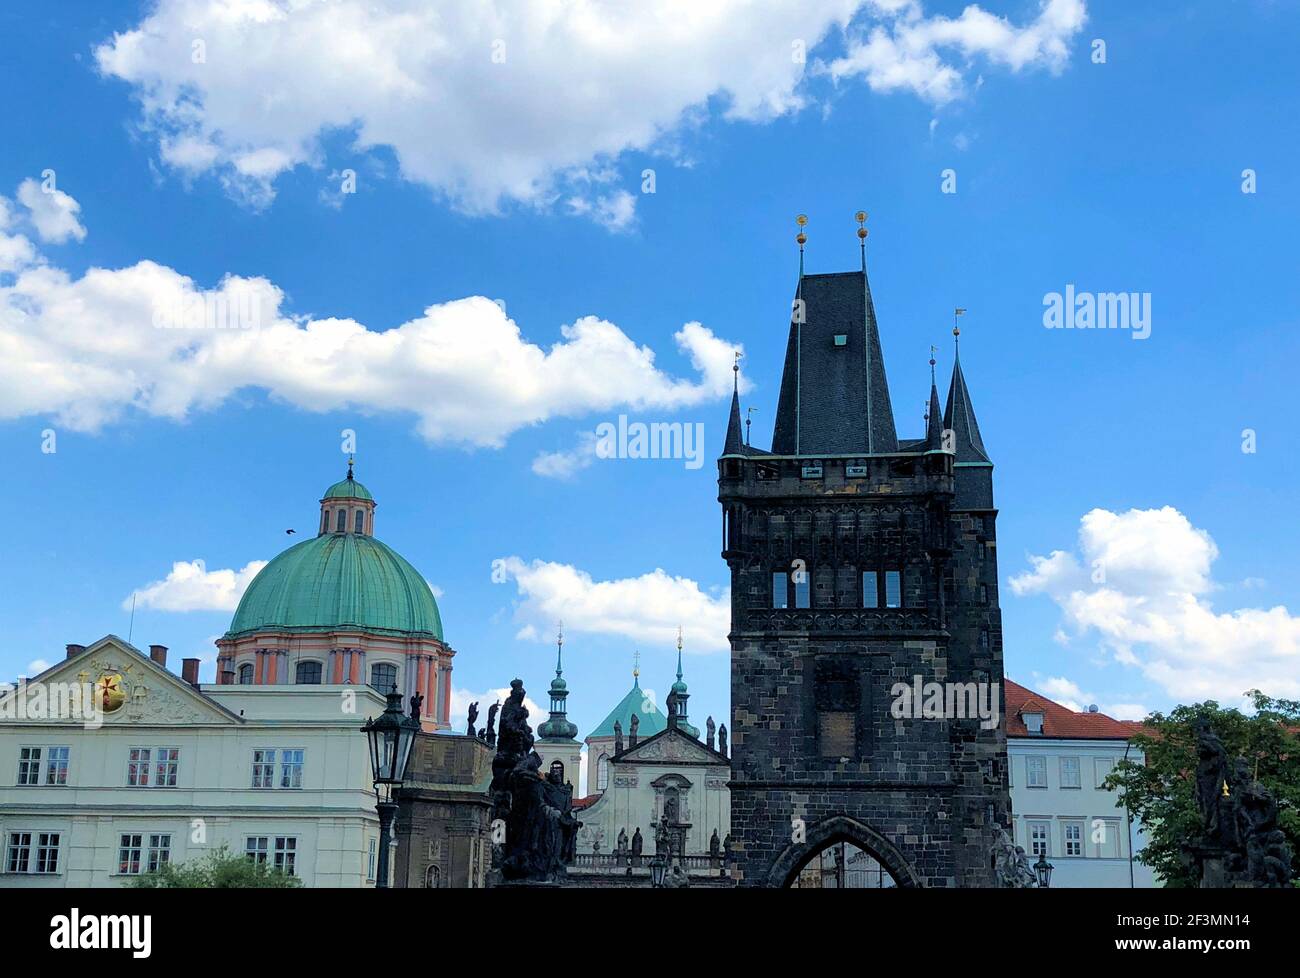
[718,246,1009,887]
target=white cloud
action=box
[492,556,730,652]
[16,178,87,244]
[532,432,599,480]
[125,559,268,612]
[27,659,52,676]
[0,183,742,443]
[826,0,1086,105]
[1010,507,1300,702]
[0,193,40,274]
[95,0,1087,218]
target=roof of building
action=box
[771,270,898,456]
[322,470,374,501]
[943,348,990,464]
[586,678,667,740]
[1005,679,1136,739]
[226,532,442,639]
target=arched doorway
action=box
[767,814,922,888]
[790,841,898,888]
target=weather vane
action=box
[745,406,757,446]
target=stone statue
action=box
[409,690,423,724]
[722,833,733,866]
[616,828,628,855]
[665,688,679,728]
[631,827,644,858]
[487,680,580,884]
[664,862,691,888]
[718,723,728,757]
[705,716,716,751]
[990,827,1037,887]
[629,712,639,747]
[484,702,500,748]
[613,719,623,755]
[1194,716,1232,847]
[1232,758,1293,887]
[709,828,720,859]
[466,701,478,738]
[655,815,673,861]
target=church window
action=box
[862,571,879,608]
[793,567,810,609]
[370,663,397,692]
[597,753,610,791]
[335,509,346,532]
[354,510,364,533]
[772,571,788,609]
[884,571,902,608]
[295,661,322,685]
[238,664,254,684]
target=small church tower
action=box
[534,625,582,790]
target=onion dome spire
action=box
[538,621,578,742]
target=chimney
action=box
[221,669,236,685]
[150,645,169,668]
[182,658,201,688]
[65,643,86,659]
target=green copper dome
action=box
[587,679,667,740]
[226,534,442,640]
[323,474,374,501]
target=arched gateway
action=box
[768,815,922,889]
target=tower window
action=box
[370,663,397,693]
[862,571,879,609]
[772,571,788,609]
[793,568,810,609]
[238,664,254,685]
[335,510,346,532]
[354,510,364,533]
[884,571,902,608]
[295,661,322,685]
[597,753,610,791]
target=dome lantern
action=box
[319,456,377,536]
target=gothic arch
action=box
[766,814,923,889]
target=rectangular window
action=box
[127,748,151,787]
[1026,755,1047,788]
[6,832,32,873]
[45,747,70,786]
[17,747,41,785]
[246,836,269,865]
[793,571,810,609]
[273,837,297,875]
[367,838,377,883]
[279,750,304,789]
[118,834,144,875]
[147,834,171,873]
[154,748,179,787]
[252,749,276,788]
[1060,756,1081,789]
[862,571,879,609]
[35,833,60,874]
[1028,822,1050,858]
[1095,757,1114,788]
[884,571,902,608]
[1093,819,1121,859]
[1063,821,1084,857]
[772,571,788,609]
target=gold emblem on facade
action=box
[95,673,127,714]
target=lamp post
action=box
[649,852,668,888]
[361,685,419,888]
[1034,853,1055,889]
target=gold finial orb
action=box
[857,227,868,239]
[796,232,807,245]
[855,210,867,223]
[953,326,960,337]
[796,214,808,227]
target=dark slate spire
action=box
[770,268,898,455]
[943,334,990,463]
[925,352,945,451]
[722,355,744,455]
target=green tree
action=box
[1105,690,1300,887]
[126,845,303,888]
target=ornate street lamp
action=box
[1034,853,1054,889]
[649,853,668,888]
[361,686,419,888]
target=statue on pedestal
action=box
[990,827,1037,887]
[466,701,479,738]
[484,702,499,748]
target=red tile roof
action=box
[571,793,601,810]
[1004,679,1138,739]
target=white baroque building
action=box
[1006,680,1159,888]
[0,635,388,887]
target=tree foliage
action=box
[1104,691,1300,887]
[126,845,303,888]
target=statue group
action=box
[1189,717,1293,887]
[485,679,582,884]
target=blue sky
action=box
[2,0,1299,738]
